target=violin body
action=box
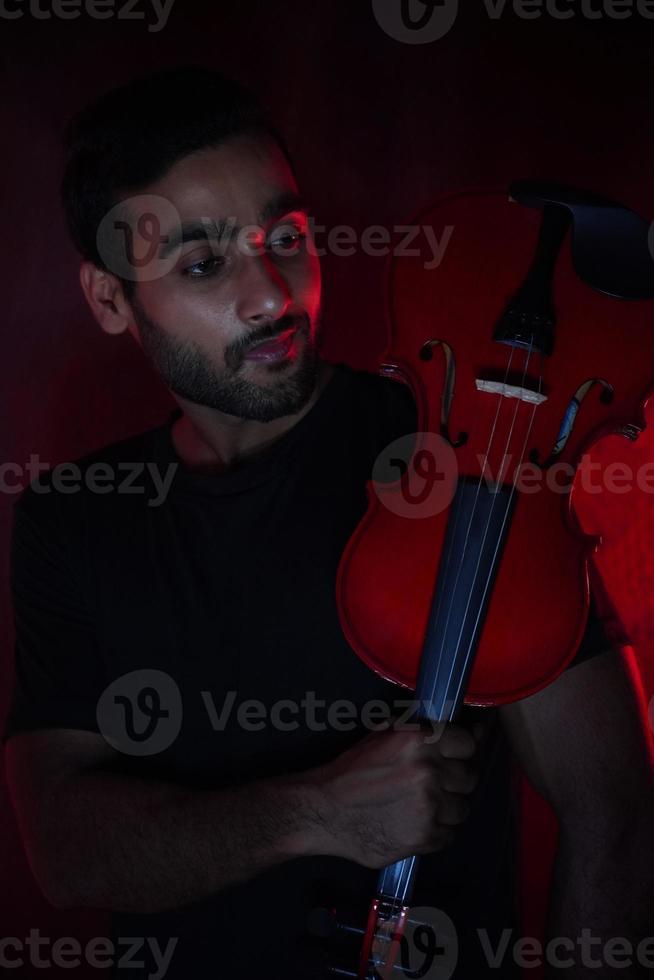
[337,188,653,707]
[332,184,654,978]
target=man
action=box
[3,66,654,979]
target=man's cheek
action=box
[299,261,322,315]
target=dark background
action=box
[2,2,654,976]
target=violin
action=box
[333,181,654,979]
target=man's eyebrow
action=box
[258,191,307,225]
[158,194,307,260]
[159,218,234,260]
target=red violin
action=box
[335,181,654,979]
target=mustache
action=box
[227,314,309,368]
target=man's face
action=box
[121,135,323,422]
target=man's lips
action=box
[243,327,299,362]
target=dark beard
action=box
[131,300,323,423]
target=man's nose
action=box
[236,253,291,326]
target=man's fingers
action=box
[439,759,479,795]
[435,725,477,760]
[437,792,471,827]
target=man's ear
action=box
[79,262,134,336]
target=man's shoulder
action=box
[78,413,173,467]
[14,414,174,521]
[333,363,418,439]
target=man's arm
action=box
[4,727,321,914]
[4,722,480,915]
[500,646,654,978]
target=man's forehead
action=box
[150,137,296,213]
[172,188,305,229]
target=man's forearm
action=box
[544,817,654,977]
[39,769,326,914]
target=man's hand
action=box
[5,722,485,913]
[303,723,482,868]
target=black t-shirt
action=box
[3,363,611,979]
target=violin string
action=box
[388,856,412,953]
[386,839,418,955]
[387,344,541,966]
[438,341,535,720]
[381,342,541,944]
[383,347,518,933]
[420,348,515,724]
[400,855,415,904]
[424,346,516,718]
[378,337,546,963]
[449,347,543,718]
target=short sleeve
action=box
[2,484,105,744]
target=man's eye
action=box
[183,257,225,279]
[269,229,307,253]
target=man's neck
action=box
[170,360,335,473]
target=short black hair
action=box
[60,65,290,294]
